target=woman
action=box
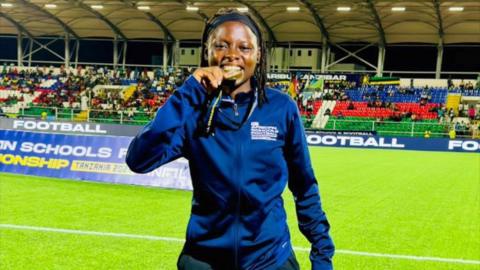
[126,9,334,270]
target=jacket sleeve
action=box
[284,101,335,270]
[126,76,207,173]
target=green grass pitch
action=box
[0,147,479,270]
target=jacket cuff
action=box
[312,260,333,270]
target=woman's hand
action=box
[193,66,224,94]
[192,66,243,94]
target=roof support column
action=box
[287,42,291,72]
[433,0,444,79]
[122,41,127,69]
[163,37,168,72]
[172,40,180,67]
[113,38,119,69]
[169,43,174,67]
[435,41,443,79]
[74,40,80,68]
[376,45,385,77]
[17,32,23,67]
[28,38,33,67]
[266,47,272,72]
[65,34,70,67]
[321,38,328,73]
[326,46,331,68]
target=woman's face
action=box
[207,21,259,88]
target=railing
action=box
[320,119,469,138]
[16,106,154,126]
[88,109,154,125]
[13,106,475,138]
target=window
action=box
[191,49,195,55]
[297,50,301,56]
[308,50,312,56]
[290,50,293,57]
[181,49,185,55]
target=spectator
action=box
[437,107,445,123]
[447,76,453,89]
[324,108,331,116]
[305,113,313,128]
[347,101,355,110]
[306,100,314,115]
[468,106,476,120]
[455,121,461,133]
[411,113,418,122]
[448,108,455,122]
[449,128,456,139]
[472,122,479,139]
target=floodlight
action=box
[391,7,405,12]
[337,6,351,12]
[186,6,199,11]
[449,7,464,12]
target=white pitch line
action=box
[1,224,479,265]
[293,246,480,265]
[0,224,184,243]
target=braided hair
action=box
[200,8,268,106]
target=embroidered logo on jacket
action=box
[251,122,278,141]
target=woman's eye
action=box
[240,46,252,52]
[215,44,227,49]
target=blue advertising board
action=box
[0,130,192,190]
[0,129,477,190]
[304,132,480,153]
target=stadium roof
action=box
[0,0,479,44]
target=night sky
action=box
[1,37,478,78]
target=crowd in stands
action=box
[0,64,194,120]
[266,73,479,137]
[1,63,479,137]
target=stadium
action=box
[0,0,479,269]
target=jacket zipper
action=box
[234,142,243,270]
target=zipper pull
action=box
[234,103,239,116]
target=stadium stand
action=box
[0,65,183,124]
[1,65,479,137]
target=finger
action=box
[192,69,205,83]
[201,78,209,90]
[211,67,224,86]
[202,73,219,94]
[205,71,219,89]
[195,69,215,91]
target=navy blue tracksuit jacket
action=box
[126,76,334,269]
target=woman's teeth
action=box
[223,66,241,72]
